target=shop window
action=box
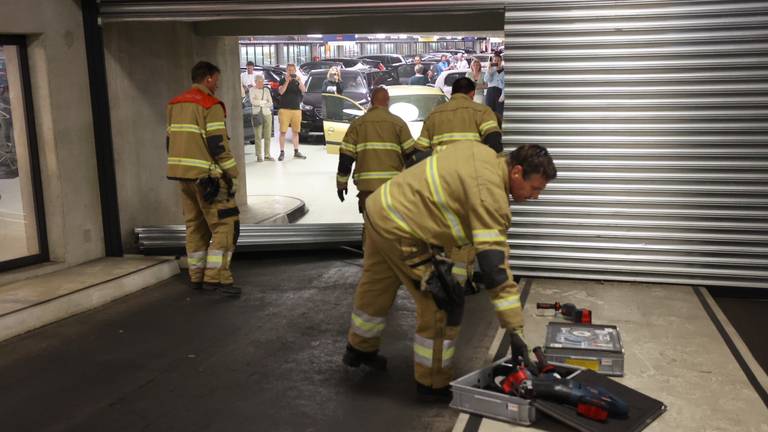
[0,37,47,271]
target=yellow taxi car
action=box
[322,85,448,154]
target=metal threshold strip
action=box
[136,223,363,255]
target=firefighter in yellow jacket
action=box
[415,77,502,155]
[336,87,415,213]
[166,61,241,298]
[342,142,557,398]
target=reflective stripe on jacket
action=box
[166,84,238,180]
[366,142,522,331]
[415,93,500,151]
[337,106,415,192]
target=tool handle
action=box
[536,302,560,310]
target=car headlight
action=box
[300,102,313,111]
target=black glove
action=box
[337,187,347,202]
[510,331,532,368]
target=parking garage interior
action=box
[0,1,766,431]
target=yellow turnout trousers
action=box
[179,180,240,285]
[348,222,459,389]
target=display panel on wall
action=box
[503,1,768,288]
[0,37,47,271]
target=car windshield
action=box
[444,73,463,87]
[306,74,367,93]
[389,94,448,122]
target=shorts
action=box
[278,109,301,133]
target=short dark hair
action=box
[451,77,476,95]
[246,61,255,66]
[191,61,220,83]
[506,144,557,181]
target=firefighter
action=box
[336,87,415,213]
[342,143,557,398]
[415,77,502,155]
[166,61,241,298]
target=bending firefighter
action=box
[343,143,557,398]
[336,87,415,213]
[166,61,241,298]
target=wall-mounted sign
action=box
[323,34,357,42]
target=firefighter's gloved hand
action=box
[510,330,532,368]
[337,187,348,202]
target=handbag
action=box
[251,88,266,127]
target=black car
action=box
[299,61,344,76]
[394,62,437,85]
[322,57,383,70]
[299,68,398,142]
[357,54,406,68]
[240,65,285,110]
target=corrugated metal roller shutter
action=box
[503,1,768,288]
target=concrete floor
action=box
[0,250,499,432]
[460,278,768,432]
[242,127,363,224]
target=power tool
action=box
[536,301,592,324]
[491,347,628,421]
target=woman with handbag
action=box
[249,76,274,162]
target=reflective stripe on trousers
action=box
[350,308,386,338]
[414,334,456,368]
[206,249,224,269]
[187,251,206,270]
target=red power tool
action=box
[536,302,592,324]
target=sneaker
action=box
[294,150,307,159]
[278,151,285,161]
[416,383,452,402]
[342,344,388,371]
[220,285,242,298]
[257,156,264,162]
[264,156,275,161]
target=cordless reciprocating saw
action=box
[491,347,628,421]
[536,301,592,324]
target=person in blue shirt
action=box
[435,54,450,76]
[484,54,505,116]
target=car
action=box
[322,58,383,70]
[240,65,285,110]
[299,61,344,76]
[434,70,468,97]
[321,85,448,151]
[357,54,406,68]
[299,67,400,142]
[393,62,437,85]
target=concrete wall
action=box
[103,22,245,251]
[0,0,104,270]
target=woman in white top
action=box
[249,76,274,162]
[466,59,486,103]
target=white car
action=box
[434,70,468,97]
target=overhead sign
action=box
[323,34,357,42]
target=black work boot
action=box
[220,285,242,298]
[416,383,452,402]
[342,344,387,371]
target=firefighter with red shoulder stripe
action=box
[166,61,241,298]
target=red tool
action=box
[536,302,592,324]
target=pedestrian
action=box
[413,55,433,81]
[321,66,344,95]
[277,63,307,161]
[336,87,415,214]
[249,75,274,162]
[484,54,505,116]
[435,54,450,76]
[455,53,469,71]
[415,77,502,155]
[166,61,241,298]
[466,59,486,104]
[240,61,258,97]
[322,66,345,120]
[342,142,557,399]
[408,65,429,85]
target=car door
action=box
[321,93,366,154]
[396,64,415,84]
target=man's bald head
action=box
[371,87,389,108]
